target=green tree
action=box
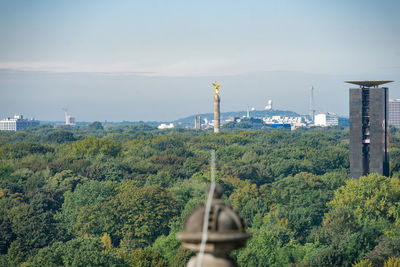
[365,236,400,266]
[26,237,126,267]
[112,184,178,245]
[58,181,115,234]
[236,223,295,266]
[228,180,268,226]
[71,184,177,247]
[89,121,104,130]
[46,131,76,144]
[152,234,181,265]
[71,137,122,157]
[119,247,167,267]
[0,142,54,159]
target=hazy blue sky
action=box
[1,0,399,121]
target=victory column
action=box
[213,82,221,133]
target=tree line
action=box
[0,123,400,266]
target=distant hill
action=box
[174,109,301,127]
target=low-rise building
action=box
[158,123,174,129]
[314,112,338,127]
[0,115,39,131]
[389,99,400,128]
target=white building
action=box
[158,123,174,129]
[0,115,39,131]
[265,100,273,110]
[65,115,76,126]
[389,99,400,128]
[314,112,338,127]
[262,115,310,129]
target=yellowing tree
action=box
[328,174,400,225]
[384,257,400,267]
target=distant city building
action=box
[158,123,174,129]
[269,123,291,130]
[63,109,76,126]
[314,112,339,127]
[263,115,310,129]
[0,115,39,131]
[239,117,264,128]
[265,99,273,110]
[194,116,202,129]
[65,115,76,126]
[389,99,400,128]
[224,116,292,130]
[347,80,392,178]
[187,111,317,130]
[338,117,350,128]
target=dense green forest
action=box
[1,123,400,266]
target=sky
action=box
[1,0,400,121]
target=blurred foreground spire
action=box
[177,184,250,267]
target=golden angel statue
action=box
[212,81,221,95]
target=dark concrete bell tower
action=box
[347,80,392,178]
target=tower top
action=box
[345,80,393,87]
[212,81,221,95]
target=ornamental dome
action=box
[177,184,250,254]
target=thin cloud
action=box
[0,60,249,77]
[0,62,153,75]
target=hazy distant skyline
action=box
[1,0,399,121]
